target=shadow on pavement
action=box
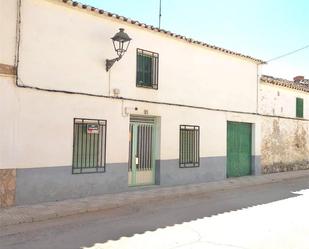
[79,177,309,249]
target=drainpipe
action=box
[14,0,21,87]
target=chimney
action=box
[293,76,304,83]
[302,79,309,85]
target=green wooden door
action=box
[227,121,252,177]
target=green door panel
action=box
[227,122,252,177]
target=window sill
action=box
[136,84,158,90]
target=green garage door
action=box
[227,121,252,177]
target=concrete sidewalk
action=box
[1,170,309,227]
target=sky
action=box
[82,0,309,80]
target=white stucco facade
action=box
[0,0,17,65]
[1,0,262,168]
[259,80,309,173]
[259,82,309,119]
[5,0,309,206]
[17,0,259,112]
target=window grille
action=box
[179,125,200,168]
[72,118,106,174]
[136,48,159,89]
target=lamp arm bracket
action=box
[106,55,122,72]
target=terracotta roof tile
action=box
[56,0,265,64]
[261,75,309,93]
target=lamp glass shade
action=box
[111,28,131,57]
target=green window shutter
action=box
[179,125,200,168]
[72,119,107,174]
[137,54,152,86]
[296,98,304,118]
[136,49,159,89]
[143,56,152,86]
[137,54,144,84]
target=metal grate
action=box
[130,115,156,124]
[179,125,200,168]
[136,124,153,170]
[136,48,159,89]
[128,122,154,171]
[72,118,107,174]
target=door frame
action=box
[128,115,160,186]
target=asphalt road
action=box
[1,176,309,249]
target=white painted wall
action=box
[17,0,259,113]
[261,117,309,173]
[259,82,309,119]
[259,82,309,173]
[0,0,17,65]
[0,0,262,169]
[0,77,261,169]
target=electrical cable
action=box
[266,44,309,63]
[13,0,308,122]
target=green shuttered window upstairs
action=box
[296,97,304,118]
[136,48,159,89]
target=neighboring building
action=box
[260,75,309,173]
[0,0,307,207]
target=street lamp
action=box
[106,28,132,72]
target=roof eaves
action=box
[58,0,266,64]
[261,75,309,93]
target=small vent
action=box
[130,115,155,124]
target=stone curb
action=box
[1,170,309,227]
